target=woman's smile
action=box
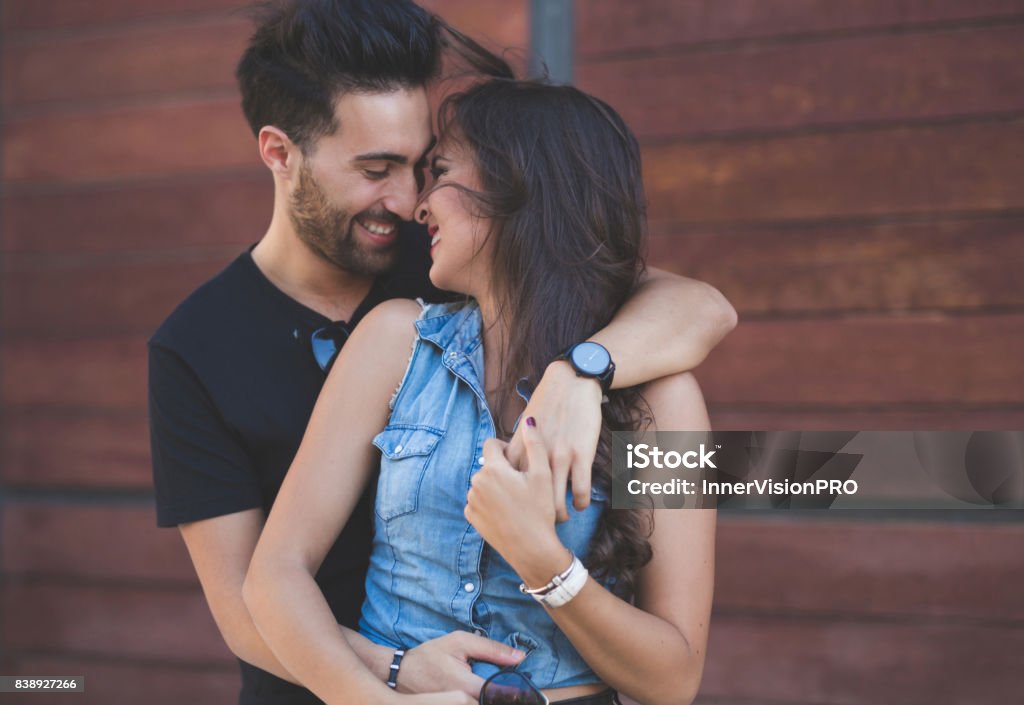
[428,224,440,256]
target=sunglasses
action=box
[479,667,549,705]
[310,322,351,373]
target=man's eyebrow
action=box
[354,137,437,166]
[353,152,409,164]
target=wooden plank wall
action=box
[1,2,1023,705]
[574,2,1024,704]
[0,2,525,703]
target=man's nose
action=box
[383,170,420,221]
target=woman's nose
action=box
[414,202,430,224]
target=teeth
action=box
[361,221,394,236]
[430,234,440,247]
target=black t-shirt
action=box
[148,222,448,705]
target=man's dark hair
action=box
[236,0,513,152]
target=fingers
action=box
[475,438,515,489]
[481,437,512,469]
[505,432,525,471]
[467,438,516,523]
[456,632,526,667]
[521,417,551,480]
[570,451,593,512]
[527,418,570,522]
[521,418,565,523]
[549,450,571,523]
[449,632,523,698]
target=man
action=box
[148,1,736,704]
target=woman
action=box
[244,79,716,705]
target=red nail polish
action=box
[526,416,536,427]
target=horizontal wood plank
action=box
[714,518,1024,622]
[577,0,1024,58]
[708,409,1024,432]
[701,615,1024,704]
[2,99,256,184]
[698,314,1024,406]
[1,172,268,254]
[648,217,1024,314]
[643,120,1024,225]
[1,412,151,488]
[579,25,1024,140]
[2,0,247,33]
[2,337,147,410]
[2,504,194,584]
[2,583,231,664]
[2,258,234,336]
[2,19,248,109]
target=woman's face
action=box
[415,140,493,297]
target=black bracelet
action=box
[386,648,406,690]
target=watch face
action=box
[570,342,610,375]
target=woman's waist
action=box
[544,683,611,703]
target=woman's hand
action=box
[505,361,603,523]
[465,420,571,586]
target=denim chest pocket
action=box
[372,425,444,521]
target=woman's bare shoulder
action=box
[327,299,421,393]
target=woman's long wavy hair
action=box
[434,80,654,597]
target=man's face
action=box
[289,88,433,276]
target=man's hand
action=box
[398,631,525,697]
[506,361,603,522]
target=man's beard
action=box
[289,164,400,277]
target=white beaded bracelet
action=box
[519,553,589,608]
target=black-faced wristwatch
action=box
[556,341,615,394]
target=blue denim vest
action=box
[358,300,608,689]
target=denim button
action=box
[478,456,485,465]
[464,582,475,592]
[394,444,404,453]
